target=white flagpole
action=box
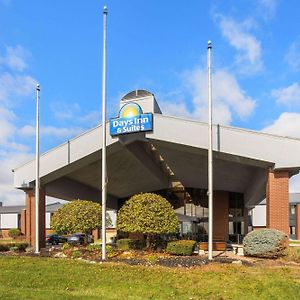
[35,83,40,254]
[101,5,108,261]
[207,41,214,260]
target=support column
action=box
[25,188,46,248]
[213,191,229,241]
[21,208,26,235]
[296,204,300,240]
[266,170,289,235]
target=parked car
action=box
[67,233,94,245]
[46,234,67,245]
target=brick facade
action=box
[21,209,26,235]
[213,191,229,241]
[25,189,46,249]
[266,170,289,236]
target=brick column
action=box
[266,170,289,235]
[92,228,99,241]
[213,191,229,241]
[25,188,46,248]
[296,204,300,240]
[21,209,26,235]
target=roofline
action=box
[12,113,300,173]
[158,113,300,143]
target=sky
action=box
[1,0,300,205]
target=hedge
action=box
[166,240,197,256]
[0,241,29,252]
[116,238,145,250]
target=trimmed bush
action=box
[117,193,179,248]
[166,240,197,256]
[8,228,21,239]
[86,243,101,251]
[71,250,82,258]
[116,238,145,250]
[0,241,28,252]
[243,229,288,258]
[61,242,72,251]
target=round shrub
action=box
[8,228,21,239]
[51,200,102,234]
[166,240,197,256]
[243,229,288,258]
[117,193,179,248]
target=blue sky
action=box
[1,0,300,205]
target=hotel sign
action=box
[110,102,153,136]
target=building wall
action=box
[0,213,18,229]
[252,205,266,227]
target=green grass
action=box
[282,247,300,263]
[1,256,300,299]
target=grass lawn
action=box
[1,256,300,299]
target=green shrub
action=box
[71,250,82,258]
[8,228,21,239]
[0,241,28,252]
[116,238,145,250]
[86,243,101,251]
[166,240,197,256]
[117,193,179,248]
[61,243,72,251]
[9,246,19,251]
[243,229,288,258]
[150,236,168,252]
[282,247,300,263]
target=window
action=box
[290,206,296,215]
[290,226,296,235]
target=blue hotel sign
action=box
[110,102,153,136]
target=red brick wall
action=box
[21,209,26,235]
[296,204,300,240]
[266,170,289,235]
[25,189,46,248]
[213,191,229,241]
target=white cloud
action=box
[19,124,83,139]
[0,45,28,72]
[257,0,277,20]
[50,102,81,120]
[285,38,300,71]
[160,68,256,125]
[79,110,100,125]
[0,45,37,206]
[50,101,100,126]
[261,111,300,192]
[0,73,37,105]
[215,15,263,74]
[290,174,300,193]
[262,112,300,138]
[271,83,300,106]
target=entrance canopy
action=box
[13,90,300,209]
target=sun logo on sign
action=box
[119,102,142,118]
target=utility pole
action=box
[207,41,213,261]
[35,83,40,254]
[101,5,108,261]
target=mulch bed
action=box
[109,256,254,267]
